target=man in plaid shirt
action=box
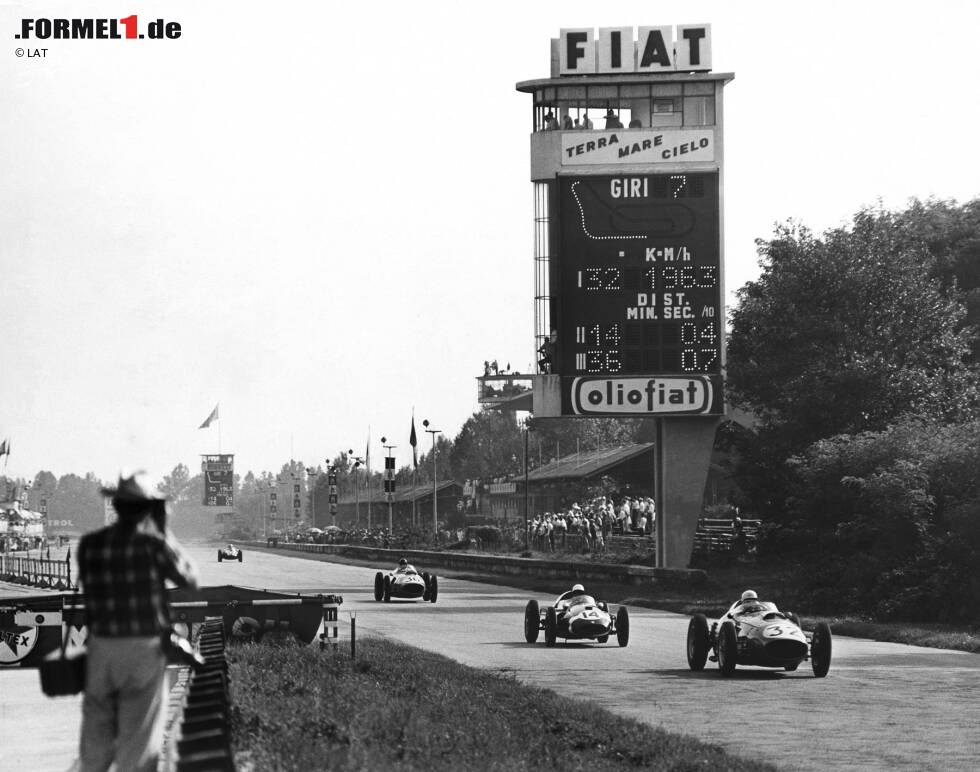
[77,470,198,772]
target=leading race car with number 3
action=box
[686,590,832,677]
[524,584,629,647]
[373,558,438,603]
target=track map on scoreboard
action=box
[557,173,723,416]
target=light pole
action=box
[306,467,318,529]
[422,420,442,537]
[524,423,534,554]
[348,450,364,527]
[381,437,396,535]
[257,482,265,539]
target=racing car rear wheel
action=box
[524,600,540,643]
[616,607,630,647]
[811,622,832,678]
[544,606,558,647]
[717,620,738,676]
[428,575,438,603]
[374,572,384,602]
[687,613,710,671]
[383,575,392,603]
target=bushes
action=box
[773,417,980,623]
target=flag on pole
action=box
[365,428,371,475]
[409,415,418,469]
[198,404,220,429]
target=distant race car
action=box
[524,585,629,647]
[686,594,832,677]
[217,544,243,563]
[373,562,438,603]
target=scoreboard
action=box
[556,172,723,416]
[201,454,234,507]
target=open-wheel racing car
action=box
[686,590,832,677]
[373,559,438,603]
[524,584,629,647]
[217,544,243,562]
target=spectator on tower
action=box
[603,109,623,129]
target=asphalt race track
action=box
[208,545,980,771]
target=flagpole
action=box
[410,409,418,528]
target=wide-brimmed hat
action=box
[101,469,165,502]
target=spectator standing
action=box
[603,109,624,129]
[77,470,198,772]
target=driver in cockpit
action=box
[726,589,770,617]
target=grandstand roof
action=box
[525,443,656,483]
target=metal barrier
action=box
[693,518,761,555]
[172,618,235,771]
[0,553,75,589]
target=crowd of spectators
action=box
[527,495,655,553]
[263,495,656,556]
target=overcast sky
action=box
[2,0,979,484]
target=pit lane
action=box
[199,545,980,771]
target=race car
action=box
[686,591,831,677]
[217,544,243,562]
[373,560,438,603]
[524,585,629,647]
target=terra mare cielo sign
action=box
[559,26,712,75]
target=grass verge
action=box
[229,636,775,772]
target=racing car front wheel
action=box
[524,600,540,643]
[616,606,630,647]
[217,551,222,562]
[544,606,558,647]
[811,622,832,678]
[238,551,243,562]
[374,572,384,602]
[717,620,738,676]
[687,613,710,670]
[422,572,431,600]
[428,574,438,603]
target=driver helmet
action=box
[740,590,758,603]
[571,583,585,593]
[398,558,408,566]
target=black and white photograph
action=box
[1,1,979,769]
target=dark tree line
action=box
[725,198,980,622]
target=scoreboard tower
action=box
[516,25,733,568]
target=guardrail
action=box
[255,540,707,587]
[693,518,761,554]
[168,618,235,771]
[0,553,75,589]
